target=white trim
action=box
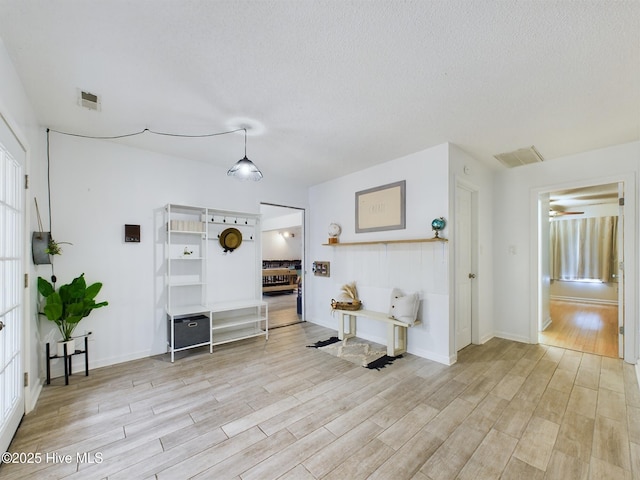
[531,173,637,364]
[541,317,552,331]
[453,176,480,354]
[549,295,618,306]
[494,331,531,344]
[0,103,29,452]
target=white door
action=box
[455,184,473,351]
[0,116,25,454]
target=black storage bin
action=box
[169,314,210,349]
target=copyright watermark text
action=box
[2,451,103,464]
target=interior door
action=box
[0,116,25,454]
[455,184,473,350]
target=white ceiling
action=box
[0,1,638,188]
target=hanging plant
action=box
[32,198,72,263]
[45,238,72,256]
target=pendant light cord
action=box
[45,128,56,283]
[42,126,256,278]
[47,126,246,140]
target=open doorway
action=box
[260,203,305,328]
[538,183,622,358]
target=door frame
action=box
[530,174,637,364]
[454,178,479,348]
[259,202,306,322]
[0,106,30,454]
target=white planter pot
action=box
[57,339,75,357]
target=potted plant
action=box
[45,237,73,256]
[37,274,108,356]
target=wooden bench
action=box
[333,309,420,357]
[262,268,298,293]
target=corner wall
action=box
[307,142,494,364]
[493,141,639,363]
[35,133,309,375]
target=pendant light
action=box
[227,128,263,181]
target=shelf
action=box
[212,326,266,346]
[168,230,206,235]
[168,281,206,287]
[166,304,210,316]
[167,341,211,352]
[165,204,266,361]
[211,314,267,331]
[209,299,267,313]
[322,237,447,247]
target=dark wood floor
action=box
[2,322,639,479]
[540,301,619,358]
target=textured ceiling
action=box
[0,0,638,187]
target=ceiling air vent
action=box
[78,89,101,111]
[494,146,544,168]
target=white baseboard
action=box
[307,318,454,365]
[494,331,532,344]
[478,333,494,345]
[45,349,154,380]
[541,317,552,331]
[550,295,618,306]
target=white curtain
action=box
[550,216,618,282]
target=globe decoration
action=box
[431,217,446,238]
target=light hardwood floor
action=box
[2,322,639,479]
[264,291,301,329]
[540,300,619,358]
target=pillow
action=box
[389,289,420,325]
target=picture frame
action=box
[355,180,406,233]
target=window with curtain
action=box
[550,216,618,282]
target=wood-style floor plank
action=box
[541,300,618,358]
[1,322,638,479]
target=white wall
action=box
[307,143,493,364]
[0,38,42,411]
[262,211,302,231]
[262,228,302,261]
[36,133,308,373]
[493,141,639,363]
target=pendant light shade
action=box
[227,128,263,181]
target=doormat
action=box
[307,337,402,370]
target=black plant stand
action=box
[46,332,91,385]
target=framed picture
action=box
[355,180,406,233]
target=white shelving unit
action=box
[166,204,211,362]
[210,299,268,346]
[165,204,266,361]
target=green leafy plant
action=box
[45,238,72,256]
[37,274,108,341]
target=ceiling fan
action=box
[549,208,584,217]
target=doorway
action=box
[455,181,478,351]
[537,183,622,358]
[0,114,26,454]
[260,203,305,328]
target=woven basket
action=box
[331,299,362,311]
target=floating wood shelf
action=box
[322,237,447,247]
